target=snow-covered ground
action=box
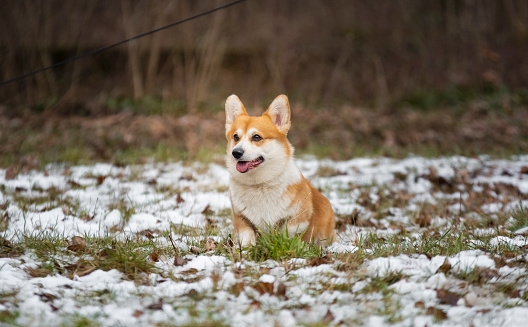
[1,155,528,326]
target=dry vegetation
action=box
[1,0,528,110]
[0,90,527,167]
[0,0,527,165]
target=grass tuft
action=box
[0,309,19,325]
[247,226,324,262]
[359,271,407,296]
[508,202,528,232]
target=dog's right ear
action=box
[225,94,247,131]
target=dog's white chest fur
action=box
[230,181,293,230]
[229,159,301,230]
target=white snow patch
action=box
[448,250,495,271]
[259,274,275,283]
[182,255,226,271]
[328,242,358,253]
[489,236,528,247]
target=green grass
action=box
[3,232,170,280]
[0,212,9,232]
[247,226,324,262]
[83,240,158,280]
[508,202,528,232]
[337,226,526,265]
[158,319,230,327]
[0,309,20,325]
[61,315,102,327]
[359,271,407,296]
[0,237,25,258]
[22,231,66,259]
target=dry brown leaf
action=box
[98,249,109,257]
[437,289,461,306]
[252,282,274,295]
[204,238,217,252]
[96,175,108,185]
[426,307,448,320]
[138,229,156,239]
[206,217,218,229]
[477,309,492,314]
[504,252,517,259]
[222,236,235,250]
[416,212,431,227]
[230,282,245,296]
[5,166,18,180]
[147,179,157,186]
[276,283,287,298]
[414,301,425,309]
[67,236,86,252]
[174,256,189,266]
[26,267,51,278]
[322,309,335,324]
[67,179,81,188]
[65,262,96,278]
[201,204,214,216]
[79,214,93,222]
[179,173,193,181]
[146,300,163,310]
[309,254,334,266]
[61,205,70,215]
[133,310,144,317]
[181,268,198,275]
[437,259,452,275]
[1,237,11,248]
[186,289,199,299]
[149,250,160,262]
[260,267,271,274]
[249,300,261,310]
[211,270,222,287]
[35,292,58,302]
[176,193,185,206]
[232,267,245,278]
[474,267,499,281]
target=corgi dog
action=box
[225,94,335,247]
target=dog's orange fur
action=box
[284,177,335,243]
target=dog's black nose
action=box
[232,148,244,159]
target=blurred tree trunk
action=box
[121,0,144,99]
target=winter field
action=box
[1,155,528,327]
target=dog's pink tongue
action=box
[236,161,250,173]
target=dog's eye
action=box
[234,134,240,142]
[252,134,262,142]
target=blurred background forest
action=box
[0,0,527,168]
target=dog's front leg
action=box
[232,212,257,247]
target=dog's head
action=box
[225,94,292,184]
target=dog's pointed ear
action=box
[265,94,291,134]
[225,94,247,131]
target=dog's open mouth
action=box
[236,156,264,173]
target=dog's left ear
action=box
[265,95,291,134]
